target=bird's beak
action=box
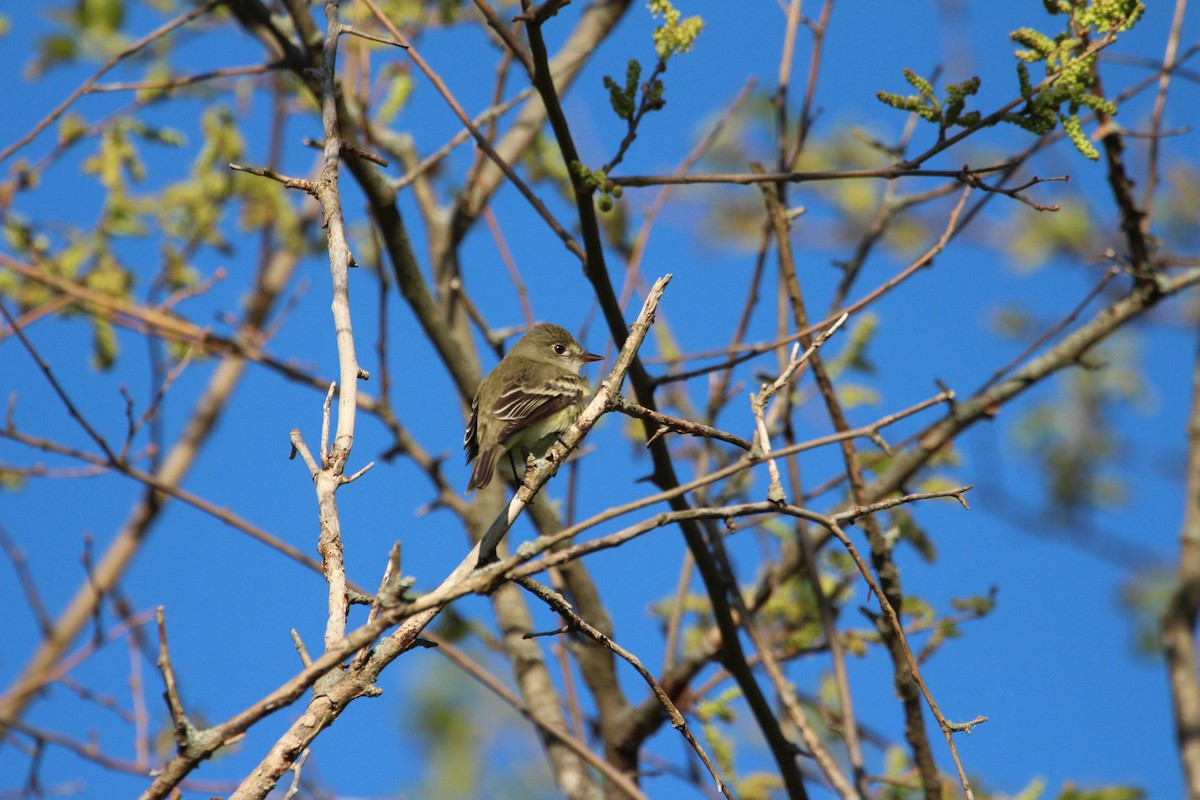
[581,351,603,363]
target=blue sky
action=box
[2,1,1199,798]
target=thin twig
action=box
[394,89,535,189]
[750,313,849,503]
[653,183,972,389]
[511,489,972,581]
[87,62,283,94]
[1141,0,1189,224]
[611,395,753,451]
[979,265,1120,393]
[359,0,586,261]
[139,278,674,800]
[0,0,222,165]
[0,300,118,463]
[433,634,650,799]
[155,608,191,750]
[609,162,1015,188]
[520,390,954,556]
[514,576,733,799]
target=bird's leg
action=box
[517,447,537,504]
[507,451,521,485]
[518,448,566,502]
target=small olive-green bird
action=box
[464,323,603,493]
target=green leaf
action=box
[161,244,198,291]
[696,686,741,723]
[951,592,998,615]
[603,59,640,120]
[57,113,88,146]
[80,0,125,37]
[1014,776,1048,800]
[378,68,413,125]
[737,773,784,800]
[0,468,26,492]
[33,34,79,74]
[1119,568,1174,657]
[90,317,118,370]
[1057,783,1145,800]
[836,382,881,409]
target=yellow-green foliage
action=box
[647,0,703,61]
[879,0,1141,158]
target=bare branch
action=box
[154,608,192,751]
[0,299,118,463]
[609,162,1016,188]
[139,276,674,799]
[1164,323,1200,795]
[514,576,733,799]
[0,0,222,165]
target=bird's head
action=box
[510,323,603,373]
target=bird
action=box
[464,323,603,493]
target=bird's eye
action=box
[553,344,567,355]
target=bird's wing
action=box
[462,393,480,462]
[492,371,583,444]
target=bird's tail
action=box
[466,447,499,494]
